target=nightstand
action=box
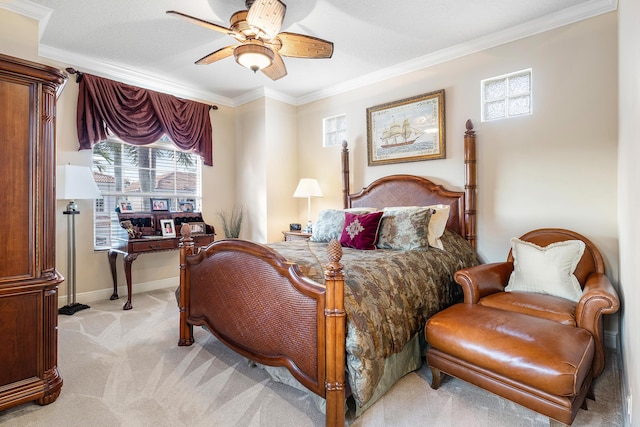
[282,230,312,241]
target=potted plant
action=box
[217,204,243,238]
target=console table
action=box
[109,212,215,310]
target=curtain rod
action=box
[64,67,218,110]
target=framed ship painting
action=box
[367,89,445,166]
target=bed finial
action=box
[326,239,343,267]
[465,119,475,136]
[181,223,192,240]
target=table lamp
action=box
[293,178,323,233]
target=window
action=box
[92,136,202,249]
[481,69,532,122]
[323,114,346,147]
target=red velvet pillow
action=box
[339,211,384,250]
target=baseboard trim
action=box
[57,277,178,308]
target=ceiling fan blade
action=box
[166,10,233,36]
[247,0,286,40]
[195,45,236,65]
[261,52,287,81]
[276,32,334,59]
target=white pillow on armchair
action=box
[505,237,585,302]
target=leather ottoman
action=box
[425,304,595,426]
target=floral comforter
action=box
[268,230,479,407]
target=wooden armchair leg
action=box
[580,399,589,411]
[586,384,595,401]
[429,367,443,390]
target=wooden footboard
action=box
[179,229,346,427]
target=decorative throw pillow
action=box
[339,211,384,250]
[376,207,433,250]
[425,204,450,250]
[310,208,379,242]
[310,209,345,242]
[505,238,586,302]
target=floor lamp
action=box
[56,165,101,315]
[293,178,323,233]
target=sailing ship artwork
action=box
[379,117,425,148]
[367,89,445,165]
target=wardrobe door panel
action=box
[0,80,34,281]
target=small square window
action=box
[323,114,346,148]
[481,69,532,122]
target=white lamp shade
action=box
[56,165,101,200]
[293,178,323,198]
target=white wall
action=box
[201,104,237,236]
[235,98,298,243]
[264,98,298,243]
[617,0,638,424]
[236,99,268,241]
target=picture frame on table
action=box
[151,198,170,211]
[179,201,194,212]
[189,222,206,235]
[366,89,446,166]
[160,219,176,237]
[118,200,134,213]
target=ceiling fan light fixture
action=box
[234,43,274,72]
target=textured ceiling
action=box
[7,0,615,106]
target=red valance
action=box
[77,74,213,166]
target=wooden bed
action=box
[178,120,478,426]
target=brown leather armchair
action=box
[454,228,619,378]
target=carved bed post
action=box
[464,119,477,249]
[341,140,350,208]
[179,223,195,346]
[324,239,346,427]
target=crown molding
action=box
[231,86,298,107]
[262,87,297,106]
[38,44,233,106]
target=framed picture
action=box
[189,221,206,235]
[179,201,194,212]
[151,198,169,211]
[160,219,176,237]
[118,200,134,213]
[366,89,445,166]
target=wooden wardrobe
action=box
[0,53,67,410]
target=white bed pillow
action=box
[505,238,585,302]
[425,204,450,250]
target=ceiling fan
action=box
[167,0,334,80]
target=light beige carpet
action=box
[0,287,623,426]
